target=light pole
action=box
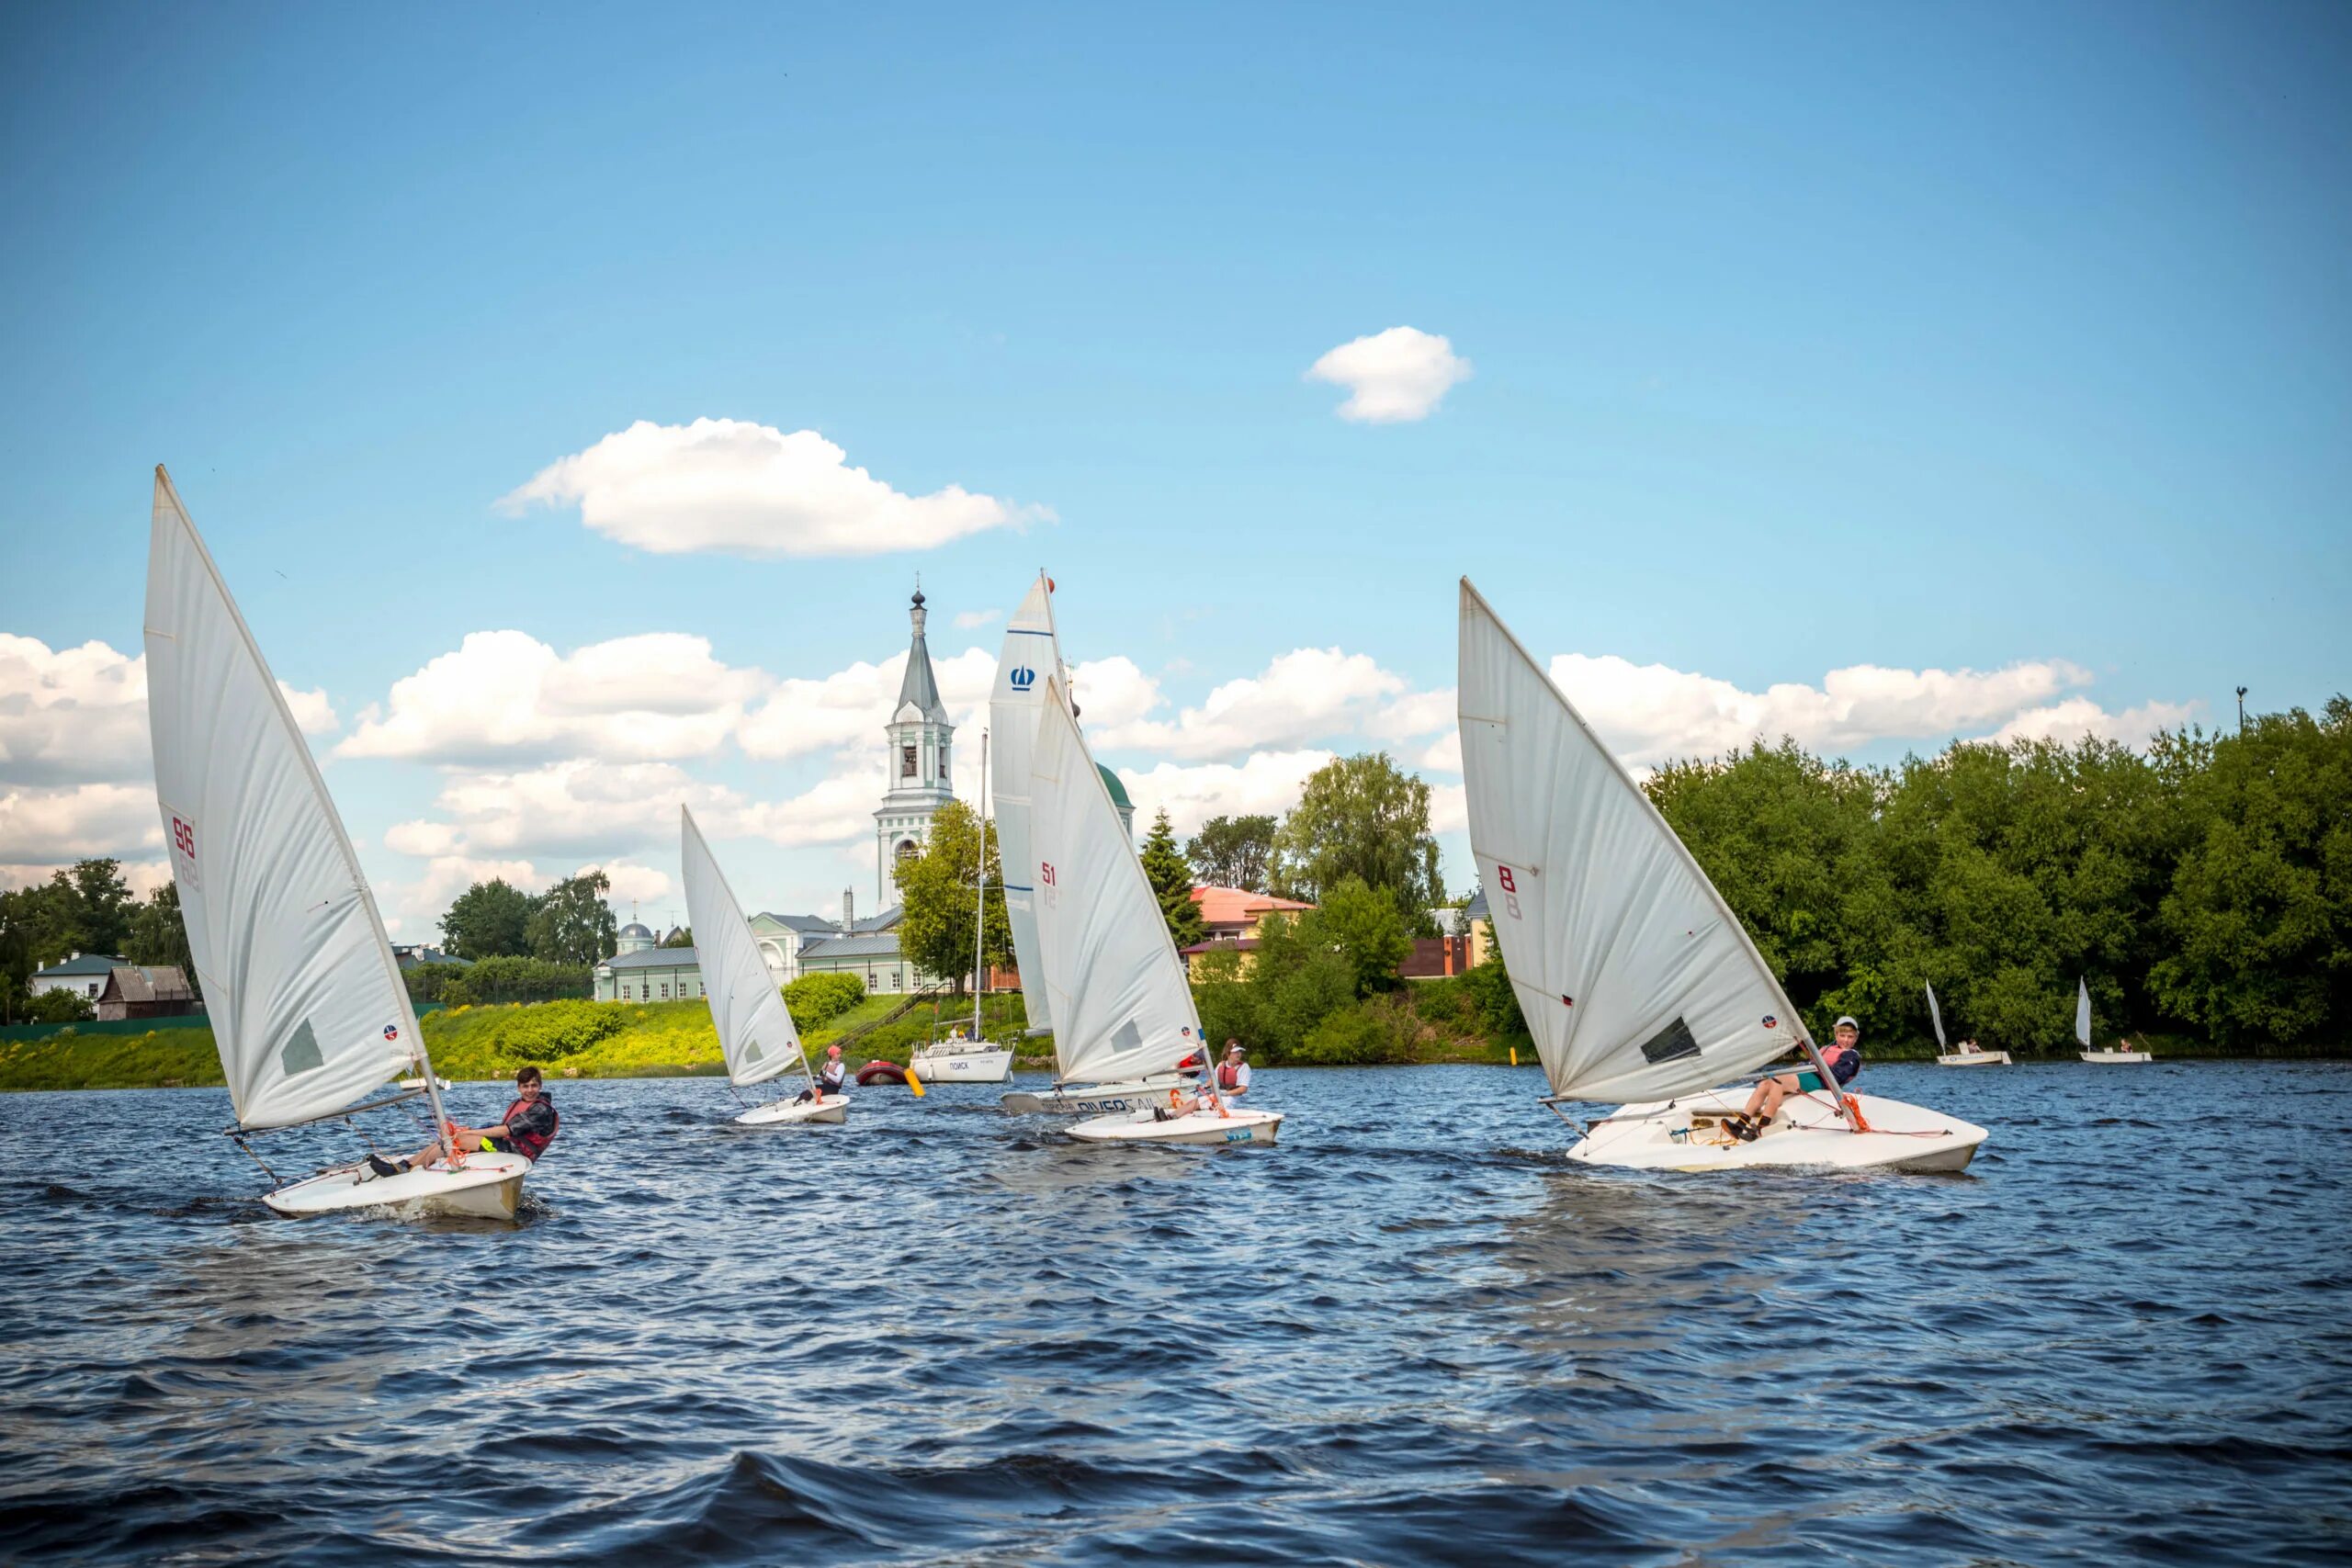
[2235,685,2247,734]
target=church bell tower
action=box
[874,588,956,910]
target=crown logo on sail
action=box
[1009,665,1036,691]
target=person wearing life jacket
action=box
[1730,1017,1861,1140]
[372,1065,559,1175]
[797,1043,849,1102]
[1214,1043,1253,1100]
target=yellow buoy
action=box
[1510,1045,1519,1067]
[906,1064,925,1098]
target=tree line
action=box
[435,869,621,965]
[0,864,194,1023]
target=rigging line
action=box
[229,1134,279,1184]
[218,1086,432,1137]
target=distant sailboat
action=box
[146,467,526,1218]
[1456,579,1984,1172]
[909,729,1014,1085]
[1928,982,2010,1067]
[680,807,845,1124]
[2076,977,2151,1064]
[1029,676,1282,1146]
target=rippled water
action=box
[1,1061,2346,1565]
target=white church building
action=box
[595,588,1134,1005]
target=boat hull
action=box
[734,1094,848,1126]
[908,1047,1014,1083]
[2081,1051,2152,1064]
[264,1150,531,1220]
[1934,1051,2011,1067]
[1566,1089,1985,1175]
[1069,1106,1283,1146]
[1001,1074,1196,1116]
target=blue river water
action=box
[0,1059,2346,1565]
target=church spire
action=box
[896,586,951,725]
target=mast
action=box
[973,729,989,1039]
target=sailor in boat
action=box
[1728,1017,1863,1141]
[1215,1043,1254,1100]
[371,1065,559,1176]
[797,1043,849,1103]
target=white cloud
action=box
[0,859,171,897]
[1118,750,1337,838]
[337,630,768,765]
[377,852,538,941]
[1065,656,1162,734]
[1990,697,2199,747]
[1306,326,1472,423]
[501,418,1036,558]
[0,782,162,863]
[278,682,338,736]
[739,646,994,761]
[1544,654,2105,766]
[0,636,151,784]
[1094,648,1408,762]
[953,608,1003,630]
[594,859,674,908]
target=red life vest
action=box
[501,1095,559,1161]
[1216,1061,1244,1090]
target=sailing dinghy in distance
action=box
[145,467,526,1219]
[2077,978,2150,1064]
[1456,579,1985,1173]
[680,807,845,1124]
[1026,677,1281,1147]
[1929,982,2009,1066]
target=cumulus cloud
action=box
[1544,654,2107,767]
[739,647,994,761]
[377,852,538,941]
[0,636,151,784]
[0,858,171,897]
[594,859,674,908]
[1118,750,1338,838]
[953,608,1003,630]
[501,418,1036,558]
[1093,648,1408,762]
[337,630,768,765]
[0,782,162,863]
[1990,697,2200,747]
[1306,327,1472,423]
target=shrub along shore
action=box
[0,987,2314,1096]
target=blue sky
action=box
[3,1,2346,935]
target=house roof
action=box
[598,947,703,973]
[33,953,125,978]
[393,944,472,968]
[1188,886,1314,927]
[100,965,194,1004]
[1463,888,1489,921]
[797,932,905,961]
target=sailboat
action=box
[680,807,846,1123]
[1928,982,2009,1066]
[145,467,526,1219]
[2076,977,2150,1064]
[1025,677,1281,1146]
[1457,580,1984,1173]
[909,731,1014,1084]
[991,572,1193,1116]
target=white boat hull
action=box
[1567,1089,1985,1174]
[2081,1050,2152,1064]
[264,1149,531,1220]
[1934,1051,2010,1067]
[909,1046,1014,1083]
[1069,1105,1283,1146]
[1001,1074,1197,1116]
[734,1094,849,1126]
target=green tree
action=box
[892,801,1012,995]
[25,987,96,1023]
[1459,919,1530,1044]
[1188,814,1278,892]
[527,870,618,966]
[125,882,198,997]
[1142,809,1207,950]
[65,860,136,956]
[1313,874,1411,997]
[439,877,537,959]
[1271,753,1444,929]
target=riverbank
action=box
[0,1000,2324,1094]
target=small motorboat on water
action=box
[1024,667,1283,1149]
[1456,579,1987,1175]
[680,805,850,1127]
[857,1060,911,1087]
[1927,983,2010,1066]
[2076,979,2152,1063]
[146,466,529,1221]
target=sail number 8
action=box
[1497,863,1522,921]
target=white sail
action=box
[1457,579,1811,1104]
[144,468,426,1130]
[1926,982,1949,1051]
[1029,674,1203,1085]
[680,806,807,1090]
[2075,978,2092,1050]
[989,572,1068,1035]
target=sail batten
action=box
[1029,675,1201,1086]
[989,573,1067,1035]
[144,468,433,1130]
[680,806,808,1090]
[1457,579,1809,1104]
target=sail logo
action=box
[384,1024,400,1042]
[1009,665,1036,692]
